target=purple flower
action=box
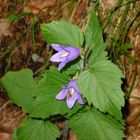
[56,80,84,109]
[50,44,80,70]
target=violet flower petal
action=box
[67,80,76,88]
[77,93,84,104]
[56,79,84,108]
[65,47,80,62]
[50,50,68,62]
[58,60,68,71]
[51,44,64,51]
[67,80,79,93]
[67,80,84,105]
[66,92,77,109]
[50,45,80,70]
[56,88,68,100]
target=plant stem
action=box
[34,48,53,79]
[129,95,140,100]
[83,48,89,71]
[125,64,137,98]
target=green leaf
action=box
[77,60,124,120]
[0,69,36,113]
[88,43,107,64]
[31,68,82,118]
[31,94,82,118]
[62,59,83,75]
[121,43,134,53]
[37,68,70,96]
[68,107,124,140]
[8,12,19,22]
[84,12,107,64]
[8,12,29,23]
[40,21,84,47]
[81,12,124,120]
[84,12,103,47]
[1,68,82,118]
[12,129,18,140]
[13,118,60,140]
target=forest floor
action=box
[0,0,140,140]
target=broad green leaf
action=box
[0,68,82,118]
[77,60,124,120]
[62,59,83,75]
[40,21,84,47]
[13,118,60,140]
[68,107,124,140]
[31,68,82,118]
[0,69,36,113]
[88,43,107,64]
[31,94,82,118]
[84,12,103,47]
[84,12,107,64]
[12,129,18,140]
[37,68,70,96]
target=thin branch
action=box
[0,100,10,112]
[129,95,140,100]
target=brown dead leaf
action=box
[0,96,26,140]
[69,0,89,25]
[24,0,56,14]
[68,130,77,140]
[125,11,140,138]
[127,124,140,140]
[102,0,118,10]
[0,132,11,140]
[29,0,56,8]
[0,18,12,37]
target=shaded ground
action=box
[0,0,140,140]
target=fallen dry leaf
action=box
[102,0,118,10]
[68,130,77,140]
[0,132,11,140]
[29,0,56,9]
[0,18,12,37]
[24,0,56,14]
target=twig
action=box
[62,121,69,140]
[83,48,89,71]
[0,100,10,112]
[129,95,140,100]
[34,48,53,78]
[126,64,137,98]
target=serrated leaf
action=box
[13,118,60,140]
[84,12,107,64]
[37,68,70,96]
[88,43,107,64]
[12,129,18,140]
[85,12,103,47]
[31,68,82,118]
[40,21,84,47]
[1,68,81,118]
[0,69,36,113]
[62,59,83,75]
[68,107,124,140]
[31,94,82,118]
[77,60,124,120]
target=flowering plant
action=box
[1,12,125,140]
[50,44,80,71]
[56,79,84,108]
